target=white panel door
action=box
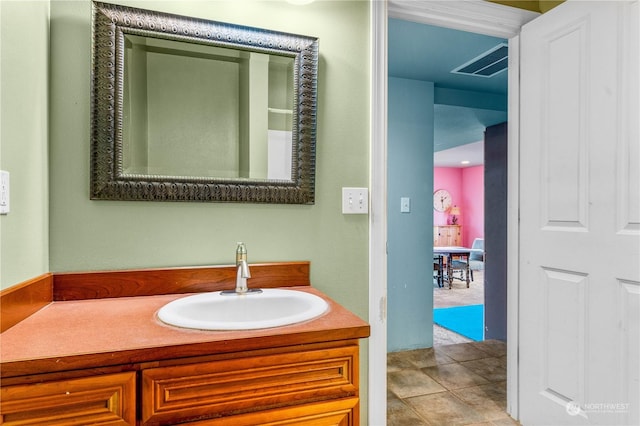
[519,1,639,425]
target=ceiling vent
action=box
[451,43,508,78]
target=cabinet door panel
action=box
[176,398,358,425]
[433,226,462,247]
[0,372,136,425]
[142,345,359,425]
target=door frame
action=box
[368,1,539,422]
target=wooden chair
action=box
[433,254,444,287]
[468,238,485,281]
[450,255,471,284]
[449,238,484,283]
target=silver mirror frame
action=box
[91,1,317,203]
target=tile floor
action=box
[387,340,518,425]
[386,270,519,425]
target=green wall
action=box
[1,0,369,419]
[0,0,50,288]
[48,0,370,420]
[48,0,369,305]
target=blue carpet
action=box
[433,304,484,341]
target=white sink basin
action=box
[157,288,329,330]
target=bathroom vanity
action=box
[0,262,370,425]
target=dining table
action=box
[433,246,471,289]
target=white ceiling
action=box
[434,140,483,168]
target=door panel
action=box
[519,1,639,425]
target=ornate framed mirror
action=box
[91,1,318,203]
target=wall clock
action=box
[433,189,452,212]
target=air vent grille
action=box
[452,43,508,78]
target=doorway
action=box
[387,13,509,348]
[386,15,509,350]
[368,1,539,423]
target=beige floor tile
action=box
[436,342,494,362]
[388,369,447,399]
[405,392,486,426]
[387,393,428,426]
[422,363,490,390]
[388,347,456,372]
[471,339,507,357]
[451,382,509,421]
[459,357,507,382]
[491,416,521,425]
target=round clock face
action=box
[433,189,452,212]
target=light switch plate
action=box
[400,197,411,213]
[342,187,369,214]
[0,170,9,214]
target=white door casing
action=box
[368,2,388,424]
[519,1,639,425]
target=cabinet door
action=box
[452,226,462,246]
[433,226,441,246]
[434,226,448,246]
[0,372,136,425]
[171,398,358,425]
[141,345,359,425]
[443,227,453,246]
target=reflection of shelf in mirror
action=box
[268,108,293,115]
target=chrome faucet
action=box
[235,242,251,293]
[222,242,261,295]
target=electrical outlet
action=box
[342,187,369,214]
[0,171,9,214]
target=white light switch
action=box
[0,171,9,214]
[400,197,411,213]
[342,187,369,214]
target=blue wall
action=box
[387,77,435,352]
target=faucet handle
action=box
[236,242,247,265]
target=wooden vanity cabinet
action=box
[0,342,360,426]
[141,343,360,425]
[0,372,136,425]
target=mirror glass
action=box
[122,35,295,181]
[91,2,317,203]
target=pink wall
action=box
[433,168,462,226]
[434,166,484,247]
[462,166,484,247]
